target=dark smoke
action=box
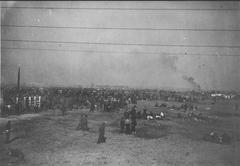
[182,75,201,91]
[158,53,202,91]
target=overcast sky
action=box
[1,1,240,90]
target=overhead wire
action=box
[1,47,239,57]
[2,24,240,32]
[2,39,240,48]
[1,6,239,11]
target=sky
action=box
[1,1,240,91]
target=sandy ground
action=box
[0,100,240,166]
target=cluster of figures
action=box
[119,105,167,135]
[1,95,42,115]
[21,95,41,112]
[136,107,166,120]
[120,105,137,134]
[76,114,106,144]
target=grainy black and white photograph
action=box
[0,1,240,166]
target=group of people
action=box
[2,86,223,117]
[76,114,106,144]
[1,95,42,115]
[75,105,141,144]
[21,95,41,112]
[120,105,137,134]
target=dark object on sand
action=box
[203,132,231,144]
[220,133,231,144]
[90,102,95,112]
[130,105,137,133]
[97,122,106,144]
[125,119,131,134]
[142,108,147,119]
[124,111,129,119]
[76,114,89,131]
[7,148,25,161]
[203,132,219,143]
[131,119,137,134]
[120,117,125,133]
[136,111,141,119]
[5,121,11,144]
[61,107,66,116]
[160,103,167,107]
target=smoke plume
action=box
[182,75,201,91]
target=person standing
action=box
[77,114,89,131]
[37,95,41,110]
[130,105,137,134]
[33,96,37,112]
[60,96,66,116]
[142,107,147,119]
[120,116,125,133]
[90,102,95,112]
[5,121,11,144]
[125,118,131,134]
[123,110,128,118]
[97,122,106,144]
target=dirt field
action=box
[0,100,240,166]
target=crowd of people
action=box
[1,86,237,147]
[1,86,137,115]
[1,86,238,116]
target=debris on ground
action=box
[203,131,231,144]
[7,148,25,161]
[160,103,167,107]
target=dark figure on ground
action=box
[125,118,131,134]
[120,117,125,133]
[142,108,147,119]
[90,102,95,112]
[203,132,219,143]
[160,103,167,107]
[136,111,141,119]
[5,120,11,144]
[123,110,129,119]
[221,133,231,144]
[130,105,137,134]
[76,114,89,131]
[131,119,137,134]
[60,97,67,116]
[61,108,66,116]
[97,122,106,144]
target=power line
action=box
[1,6,239,11]
[2,24,240,32]
[1,47,239,57]
[2,39,240,48]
